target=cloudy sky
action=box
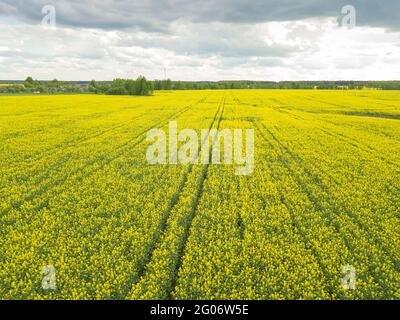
[0,0,399,81]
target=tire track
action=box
[2,113,145,175]
[168,95,226,298]
[0,96,209,218]
[228,91,249,240]
[252,93,400,174]
[128,96,225,299]
[3,95,204,169]
[252,89,400,252]
[253,118,336,297]
[255,120,400,296]
[2,94,183,164]
[270,95,400,166]
[259,118,400,244]
[232,90,335,297]
[1,104,140,141]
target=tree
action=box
[135,75,153,96]
[89,80,98,92]
[106,86,128,95]
[24,76,36,87]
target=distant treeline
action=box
[152,80,400,90]
[1,77,400,95]
[0,76,153,96]
[0,77,87,94]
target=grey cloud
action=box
[0,2,17,15]
[1,0,400,81]
[0,0,399,31]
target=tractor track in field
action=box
[237,91,400,211]
[0,95,209,219]
[259,117,399,248]
[1,98,212,195]
[301,94,400,114]
[1,104,143,141]
[127,94,226,299]
[251,93,400,201]
[254,120,347,298]
[317,127,400,169]
[255,119,400,296]
[260,94,400,169]
[1,94,185,165]
[243,91,342,296]
[289,96,400,178]
[227,92,248,240]
[232,91,335,297]
[168,95,226,299]
[0,102,93,118]
[3,112,146,175]
[3,95,208,172]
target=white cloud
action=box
[0,16,399,81]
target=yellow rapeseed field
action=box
[0,90,399,299]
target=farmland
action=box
[0,90,399,299]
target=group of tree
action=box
[0,76,153,96]
[89,76,153,96]
[0,77,86,94]
[2,77,400,95]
